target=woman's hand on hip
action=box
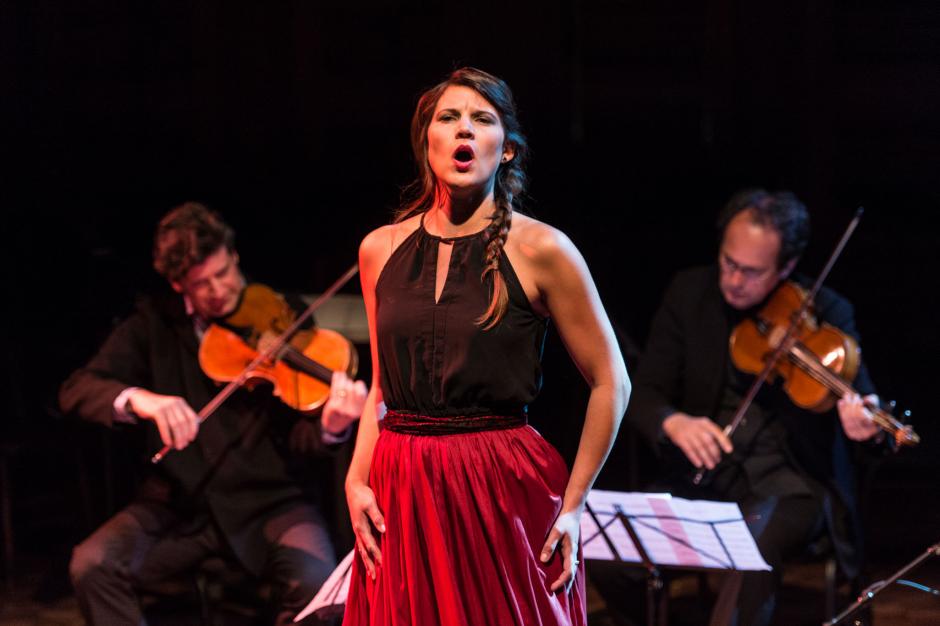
[541,509,582,594]
[346,480,385,581]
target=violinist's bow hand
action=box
[129,389,200,450]
[663,412,734,470]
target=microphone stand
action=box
[824,540,940,626]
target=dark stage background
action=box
[3,0,939,613]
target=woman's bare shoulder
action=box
[359,214,423,275]
[508,212,578,266]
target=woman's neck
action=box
[427,186,497,238]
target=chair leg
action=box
[195,570,214,626]
[824,556,838,620]
[1,450,14,592]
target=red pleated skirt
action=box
[342,424,586,626]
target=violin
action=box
[151,264,360,464]
[198,283,358,413]
[729,281,919,447]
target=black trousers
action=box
[709,494,822,626]
[69,500,337,625]
[589,494,822,626]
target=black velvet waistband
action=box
[382,409,527,436]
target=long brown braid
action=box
[396,67,529,329]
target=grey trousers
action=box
[69,500,336,625]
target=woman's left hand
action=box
[541,509,582,594]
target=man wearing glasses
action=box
[613,190,883,625]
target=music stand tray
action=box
[582,490,771,626]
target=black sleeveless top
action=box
[375,218,549,418]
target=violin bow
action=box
[151,263,360,464]
[693,208,864,485]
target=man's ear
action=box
[170,280,184,294]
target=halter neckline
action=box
[419,212,489,243]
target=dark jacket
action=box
[60,289,335,575]
[627,265,877,577]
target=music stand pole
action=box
[824,541,940,626]
[615,506,665,626]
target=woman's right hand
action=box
[346,480,386,580]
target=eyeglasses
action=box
[718,253,774,282]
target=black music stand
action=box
[584,490,771,626]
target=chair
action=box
[194,556,278,625]
[139,555,276,626]
[787,532,841,622]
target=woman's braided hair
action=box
[396,67,529,329]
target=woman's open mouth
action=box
[453,145,475,172]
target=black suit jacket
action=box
[60,289,336,575]
[627,265,877,577]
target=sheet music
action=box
[294,549,355,622]
[581,490,771,572]
[582,490,646,562]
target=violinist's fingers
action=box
[684,427,720,469]
[154,416,174,449]
[173,407,192,450]
[352,380,368,404]
[328,371,351,409]
[679,440,705,469]
[167,402,197,449]
[171,410,189,448]
[331,370,351,390]
[181,402,199,444]
[256,331,280,360]
[165,408,183,450]
[170,406,189,449]
[704,421,734,454]
[323,371,365,434]
[838,394,879,441]
[838,393,859,410]
[697,443,718,470]
[697,433,722,469]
